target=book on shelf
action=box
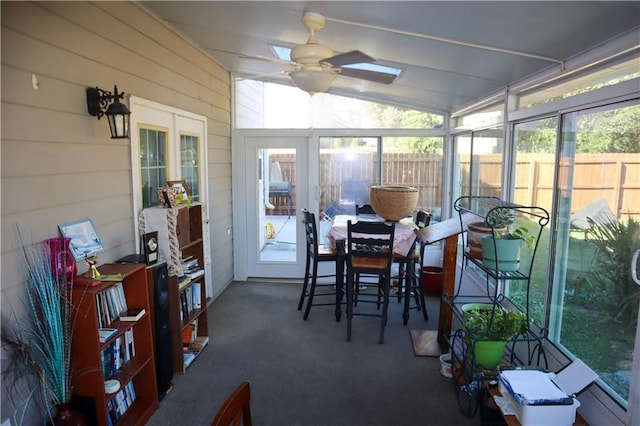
[181,257,198,269]
[107,380,136,423]
[183,335,209,368]
[101,332,134,378]
[182,321,197,347]
[188,269,205,280]
[99,328,117,343]
[120,308,145,322]
[95,283,128,327]
[96,273,124,282]
[183,351,196,367]
[178,275,192,291]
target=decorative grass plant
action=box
[1,232,77,424]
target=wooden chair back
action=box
[347,220,396,272]
[211,381,252,426]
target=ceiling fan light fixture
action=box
[289,70,336,94]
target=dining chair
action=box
[346,220,396,343]
[299,209,340,320]
[395,210,431,320]
[356,203,376,215]
[211,381,252,426]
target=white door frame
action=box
[233,130,311,280]
[129,96,211,293]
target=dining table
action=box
[326,214,419,323]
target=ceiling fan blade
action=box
[238,54,294,66]
[235,70,290,82]
[338,67,397,84]
[323,50,375,67]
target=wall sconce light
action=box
[86,85,131,139]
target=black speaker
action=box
[148,262,174,399]
[117,255,174,400]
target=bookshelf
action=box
[140,203,209,374]
[71,263,158,426]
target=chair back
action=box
[347,220,396,272]
[302,209,319,255]
[415,210,431,228]
[356,203,376,216]
[211,381,252,426]
[414,210,431,264]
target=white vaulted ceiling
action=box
[140,1,640,113]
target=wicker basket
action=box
[370,185,419,221]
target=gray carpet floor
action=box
[146,281,479,425]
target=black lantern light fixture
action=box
[86,85,131,139]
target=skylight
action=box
[271,45,401,76]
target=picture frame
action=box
[167,180,190,198]
[142,231,159,266]
[58,218,105,261]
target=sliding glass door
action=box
[549,101,640,406]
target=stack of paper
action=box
[500,370,570,405]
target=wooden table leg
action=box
[437,234,459,348]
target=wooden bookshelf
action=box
[141,203,209,374]
[71,263,158,426]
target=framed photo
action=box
[59,219,105,261]
[142,231,158,266]
[167,180,190,198]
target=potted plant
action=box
[481,208,536,271]
[466,208,512,259]
[462,304,529,370]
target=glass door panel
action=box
[319,137,379,231]
[551,102,640,407]
[242,136,307,279]
[259,148,296,262]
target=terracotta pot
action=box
[465,222,506,259]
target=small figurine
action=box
[84,254,101,279]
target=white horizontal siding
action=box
[0,1,233,397]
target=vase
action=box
[53,402,86,426]
[46,237,77,286]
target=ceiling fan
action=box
[249,12,398,94]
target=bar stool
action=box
[346,220,396,343]
[298,209,339,320]
[396,210,431,320]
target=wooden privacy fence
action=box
[269,153,639,219]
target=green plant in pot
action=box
[466,207,513,259]
[481,208,536,271]
[463,304,529,370]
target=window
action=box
[318,134,444,228]
[382,136,444,220]
[140,127,168,208]
[235,80,444,129]
[454,127,504,200]
[518,57,640,109]
[510,117,558,324]
[181,134,200,202]
[550,101,639,407]
[130,96,207,216]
